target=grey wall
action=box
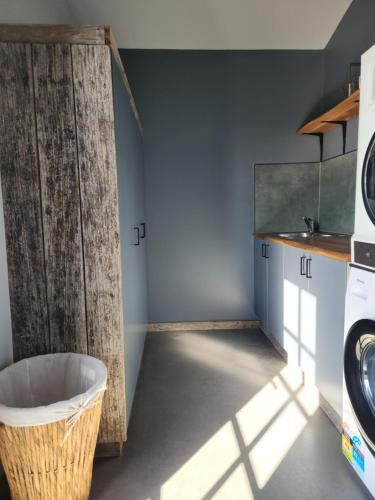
[322,0,375,159]
[319,151,356,233]
[0,0,74,23]
[122,50,324,322]
[112,60,147,422]
[255,163,320,233]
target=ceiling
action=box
[67,0,353,50]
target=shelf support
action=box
[303,132,323,162]
[321,120,347,155]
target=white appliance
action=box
[342,43,375,496]
[353,44,375,256]
[343,266,375,496]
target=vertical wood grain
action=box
[32,43,87,354]
[0,43,49,360]
[72,44,126,443]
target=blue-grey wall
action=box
[122,50,324,322]
[112,60,147,423]
[0,179,12,370]
[322,0,375,159]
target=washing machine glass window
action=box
[360,342,375,418]
[344,319,375,454]
[362,131,375,225]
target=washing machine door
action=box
[345,319,375,454]
[362,132,375,225]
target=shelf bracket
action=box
[303,132,323,162]
[321,120,347,155]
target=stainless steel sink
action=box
[277,232,311,238]
[276,232,348,239]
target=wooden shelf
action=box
[298,89,360,135]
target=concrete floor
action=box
[0,329,372,499]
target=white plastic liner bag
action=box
[0,353,107,428]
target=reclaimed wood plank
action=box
[72,44,126,444]
[32,43,87,354]
[147,321,261,332]
[0,43,49,360]
[0,24,106,45]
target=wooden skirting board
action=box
[260,325,342,433]
[148,320,260,332]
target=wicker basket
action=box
[0,394,103,500]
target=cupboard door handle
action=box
[306,258,312,278]
[133,226,140,246]
[300,256,306,275]
[265,244,269,259]
[140,222,146,239]
[261,243,265,258]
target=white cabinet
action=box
[254,239,284,345]
[283,246,309,368]
[268,242,284,346]
[308,254,347,416]
[254,236,347,416]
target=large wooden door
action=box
[0,40,126,451]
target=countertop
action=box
[255,232,351,262]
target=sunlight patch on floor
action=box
[211,463,254,500]
[236,375,290,446]
[160,329,321,498]
[249,401,307,489]
[160,421,241,500]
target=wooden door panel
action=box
[0,43,49,360]
[33,43,87,354]
[72,44,126,444]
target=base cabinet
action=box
[309,254,347,416]
[254,238,268,329]
[268,242,284,346]
[255,237,347,417]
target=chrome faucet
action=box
[302,216,319,234]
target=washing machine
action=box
[342,43,375,496]
[343,265,375,496]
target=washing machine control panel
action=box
[354,241,375,268]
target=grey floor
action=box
[0,329,372,499]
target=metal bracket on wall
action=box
[321,120,347,155]
[303,132,324,162]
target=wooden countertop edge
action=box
[254,233,351,263]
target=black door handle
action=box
[306,258,312,278]
[140,222,146,239]
[265,244,269,259]
[300,256,306,276]
[133,226,140,246]
[261,243,265,257]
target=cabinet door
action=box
[283,246,308,366]
[112,56,148,425]
[268,242,284,345]
[254,238,268,328]
[308,254,347,416]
